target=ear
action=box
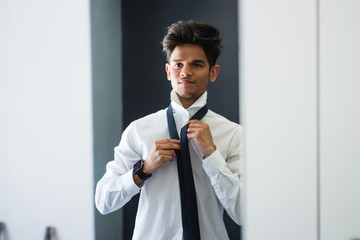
[165,63,171,81]
[209,65,220,83]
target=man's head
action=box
[163,21,222,108]
[162,20,222,67]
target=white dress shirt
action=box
[95,90,243,240]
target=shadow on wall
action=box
[0,222,8,240]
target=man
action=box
[95,20,242,240]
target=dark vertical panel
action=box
[122,0,240,239]
[91,1,123,239]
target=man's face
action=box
[165,44,220,108]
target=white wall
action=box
[320,1,360,239]
[241,0,318,239]
[0,1,94,239]
[241,0,360,239]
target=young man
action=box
[95,20,242,240]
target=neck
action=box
[177,95,200,109]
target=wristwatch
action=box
[133,160,152,181]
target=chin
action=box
[177,92,195,99]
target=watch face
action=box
[133,159,151,180]
[133,160,143,174]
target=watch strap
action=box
[133,160,152,181]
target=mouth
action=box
[179,79,195,85]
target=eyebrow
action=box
[171,59,206,64]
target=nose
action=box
[180,64,192,77]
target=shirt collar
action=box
[170,90,208,119]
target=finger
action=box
[158,153,177,163]
[157,150,177,158]
[155,155,174,163]
[187,133,195,140]
[187,131,202,138]
[156,142,181,150]
[187,124,204,129]
[187,123,208,130]
[187,126,208,134]
[155,139,181,144]
[187,125,206,131]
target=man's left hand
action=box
[185,120,216,158]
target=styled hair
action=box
[162,20,222,67]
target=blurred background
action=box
[1,0,359,239]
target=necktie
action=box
[166,103,208,240]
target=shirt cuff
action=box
[122,168,141,194]
[202,149,226,178]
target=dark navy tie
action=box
[166,104,208,240]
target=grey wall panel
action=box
[91,1,123,239]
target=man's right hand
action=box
[143,139,180,175]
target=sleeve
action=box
[95,122,142,215]
[202,125,243,225]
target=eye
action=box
[193,63,202,68]
[174,63,182,67]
